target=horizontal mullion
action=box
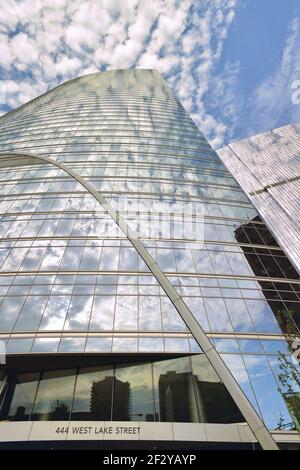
[0,269,298,284]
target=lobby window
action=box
[113,362,154,422]
[72,365,113,421]
[153,356,198,423]
[191,355,245,424]
[2,373,39,421]
[32,369,76,421]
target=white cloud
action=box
[11,32,39,64]
[0,0,239,146]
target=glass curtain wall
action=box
[0,70,299,432]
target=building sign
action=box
[0,420,257,444]
[55,424,141,437]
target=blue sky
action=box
[0,0,300,148]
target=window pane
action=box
[139,296,162,331]
[72,366,113,420]
[32,369,76,421]
[64,296,93,331]
[243,354,292,430]
[225,298,255,333]
[191,355,244,423]
[5,373,39,421]
[204,298,233,332]
[114,296,137,330]
[113,362,154,422]
[153,356,198,422]
[39,296,71,330]
[14,296,48,332]
[0,297,26,331]
[89,296,115,330]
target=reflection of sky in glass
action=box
[0,70,298,432]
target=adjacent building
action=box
[0,70,299,449]
[218,123,300,273]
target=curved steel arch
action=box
[0,151,278,450]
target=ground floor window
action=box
[3,352,288,426]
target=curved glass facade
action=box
[0,70,299,442]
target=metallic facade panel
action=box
[218,123,300,272]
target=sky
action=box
[0,0,300,148]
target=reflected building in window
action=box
[158,368,244,424]
[0,70,299,449]
[91,376,129,421]
[158,370,198,423]
[234,216,300,332]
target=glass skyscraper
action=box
[0,70,299,450]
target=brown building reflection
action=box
[235,216,300,334]
[70,376,130,420]
[158,370,244,423]
[92,376,130,421]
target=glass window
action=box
[85,337,112,352]
[210,251,232,275]
[79,245,101,270]
[139,337,164,352]
[64,295,93,331]
[191,355,245,423]
[114,296,137,330]
[99,246,119,270]
[72,366,114,420]
[113,363,154,422]
[156,248,176,271]
[243,354,293,430]
[32,369,76,421]
[214,338,240,353]
[183,297,210,331]
[268,354,300,430]
[119,248,139,271]
[164,337,190,352]
[1,247,28,271]
[245,300,281,333]
[0,370,6,395]
[174,249,195,272]
[89,296,115,331]
[31,338,60,353]
[153,356,198,423]
[193,250,214,274]
[6,338,33,354]
[226,253,251,276]
[39,246,65,271]
[139,296,162,331]
[60,245,84,270]
[0,297,26,331]
[224,298,255,333]
[14,296,48,332]
[161,297,186,331]
[221,354,260,414]
[20,247,47,271]
[261,340,291,355]
[204,298,233,333]
[39,296,71,331]
[5,373,39,421]
[238,339,264,354]
[58,337,86,353]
